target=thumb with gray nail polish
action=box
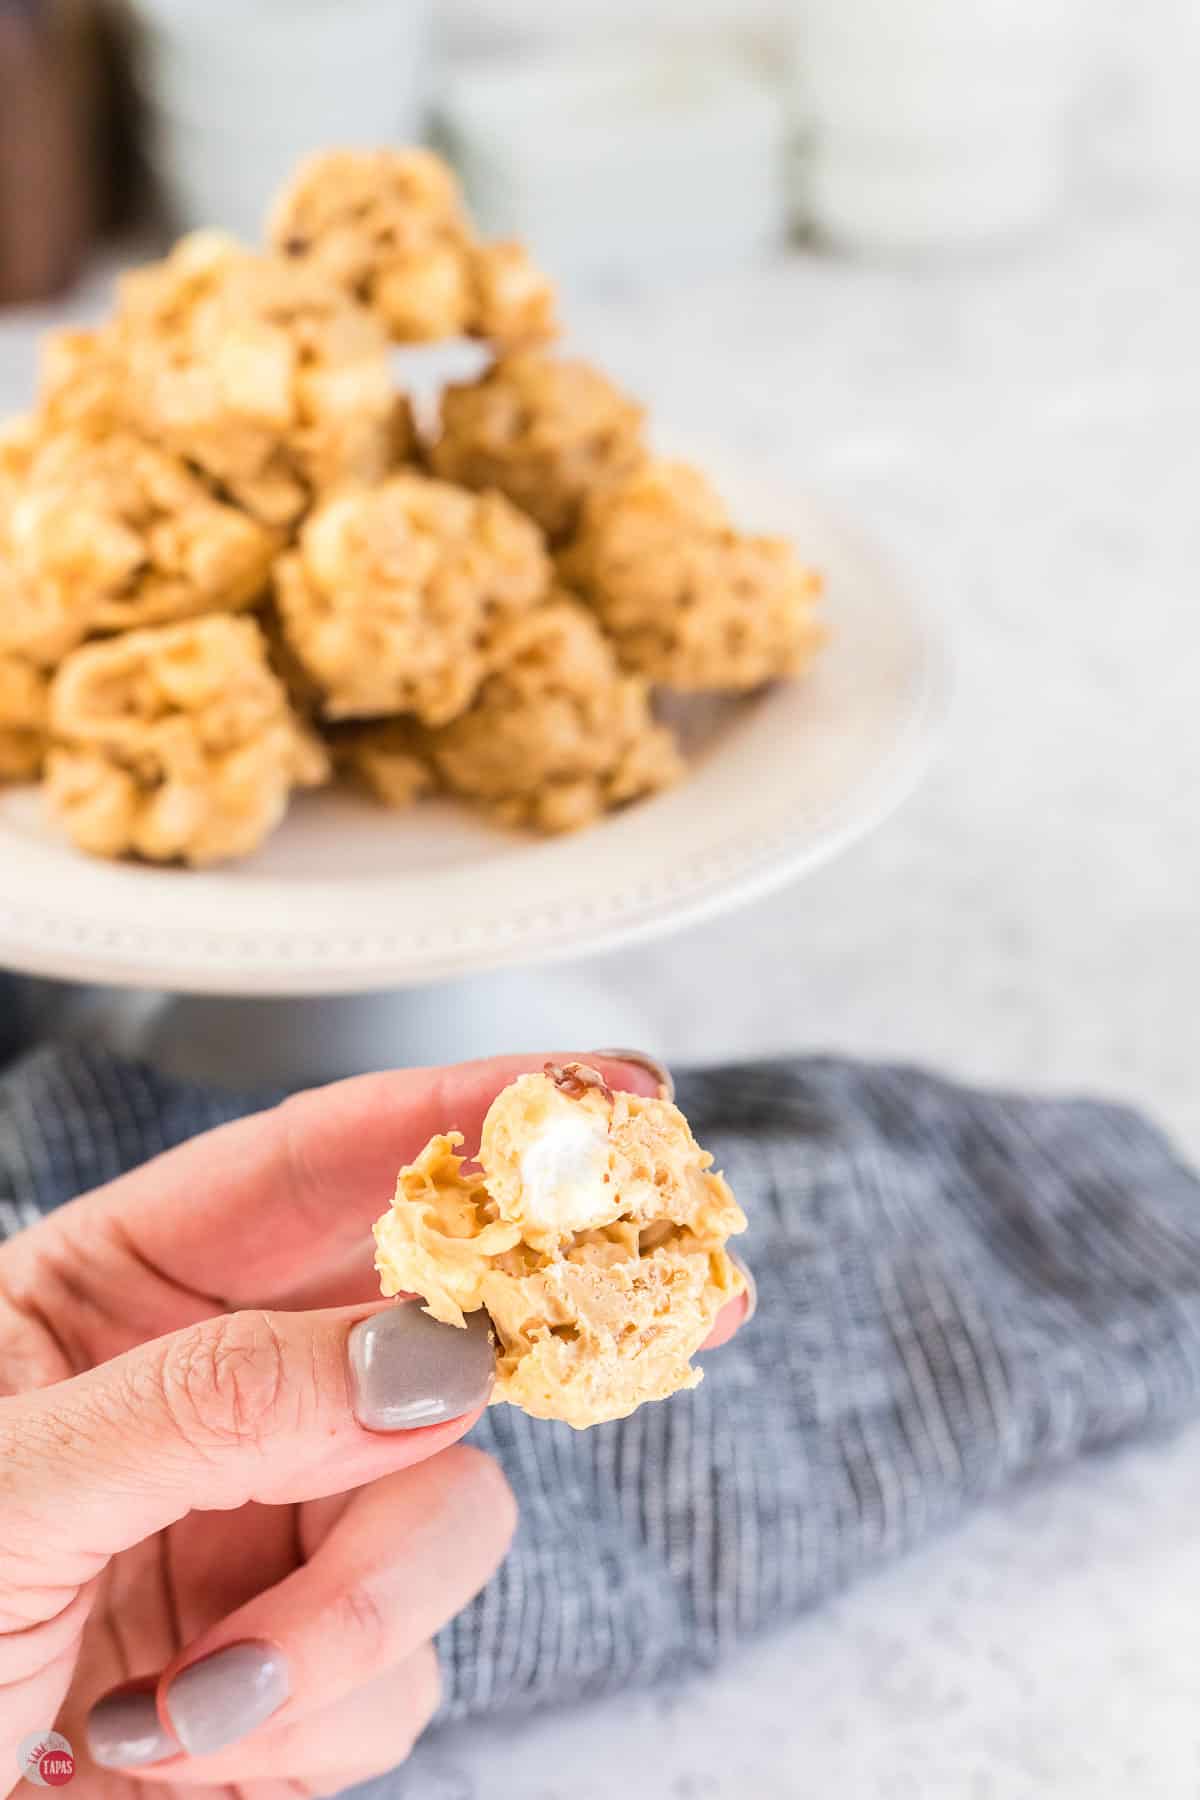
[348,1303,495,1430]
[2,1298,496,1668]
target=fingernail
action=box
[729,1249,757,1323]
[348,1302,495,1431]
[590,1048,674,1101]
[164,1641,289,1758]
[87,1688,178,1769]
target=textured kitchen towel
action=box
[3,1038,1200,1766]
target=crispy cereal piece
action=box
[424,594,682,833]
[41,233,409,528]
[430,352,646,543]
[273,470,550,725]
[0,653,48,781]
[0,422,278,668]
[468,240,558,349]
[560,459,825,691]
[374,1063,747,1429]
[46,615,328,865]
[37,327,128,436]
[269,148,557,347]
[329,719,433,810]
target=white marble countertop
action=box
[3,195,1198,1796]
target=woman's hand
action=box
[0,1053,748,1798]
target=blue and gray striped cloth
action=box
[3,1011,1200,1752]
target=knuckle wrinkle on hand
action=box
[332,1576,390,1665]
[158,1310,289,1454]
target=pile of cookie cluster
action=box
[0,149,823,866]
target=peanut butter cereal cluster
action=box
[374,1063,746,1428]
[0,654,48,781]
[0,422,277,667]
[431,352,646,543]
[44,233,406,528]
[423,594,683,833]
[560,459,825,690]
[270,148,557,347]
[0,142,823,865]
[273,471,550,724]
[46,615,327,865]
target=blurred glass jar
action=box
[788,0,1090,255]
[441,43,787,286]
[128,0,433,241]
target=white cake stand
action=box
[0,475,946,1085]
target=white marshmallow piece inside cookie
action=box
[373,1063,747,1429]
[515,1107,615,1235]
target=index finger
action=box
[73,1053,664,1305]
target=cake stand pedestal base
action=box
[60,966,661,1090]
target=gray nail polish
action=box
[590,1048,675,1101]
[164,1642,289,1758]
[348,1303,495,1431]
[87,1689,178,1769]
[729,1248,757,1322]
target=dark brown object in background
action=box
[0,0,98,303]
[91,0,153,237]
